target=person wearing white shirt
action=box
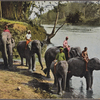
[25,30,32,49]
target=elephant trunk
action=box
[37,49,43,70]
[2,36,8,67]
[2,36,8,59]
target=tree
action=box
[66,11,82,24]
[33,1,67,43]
[1,1,34,21]
[45,1,67,43]
[0,1,2,19]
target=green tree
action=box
[1,1,34,21]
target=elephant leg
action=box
[47,67,50,78]
[90,70,93,89]
[46,61,51,78]
[57,77,62,95]
[28,57,33,73]
[7,43,14,70]
[32,54,36,71]
[26,58,29,66]
[66,74,72,91]
[85,71,91,90]
[54,74,57,86]
[37,52,43,70]
[1,50,8,69]
[21,57,23,65]
[62,73,67,91]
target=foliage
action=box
[66,11,82,24]
[39,2,100,25]
[0,19,46,58]
[1,1,34,21]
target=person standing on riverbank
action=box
[82,47,89,71]
[25,30,32,49]
[63,36,70,59]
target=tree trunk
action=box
[0,1,2,19]
[46,11,59,43]
[45,11,66,44]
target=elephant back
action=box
[68,57,86,76]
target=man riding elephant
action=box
[63,36,70,60]
[82,47,89,71]
[25,30,32,49]
[54,47,66,74]
[3,26,10,33]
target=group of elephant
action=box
[0,32,43,72]
[43,45,100,95]
[0,32,100,95]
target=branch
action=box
[48,21,66,39]
[55,21,66,34]
[51,11,59,34]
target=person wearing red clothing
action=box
[3,26,10,33]
[63,36,70,59]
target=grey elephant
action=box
[17,40,43,72]
[0,32,15,70]
[87,57,100,89]
[66,57,100,91]
[50,60,68,95]
[44,46,81,78]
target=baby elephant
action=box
[50,60,68,95]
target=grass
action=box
[0,18,28,26]
[0,61,57,99]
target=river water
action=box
[42,24,100,99]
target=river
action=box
[42,24,100,99]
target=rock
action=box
[17,86,21,90]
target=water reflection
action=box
[86,90,93,98]
[77,81,85,98]
[43,24,100,99]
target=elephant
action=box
[0,32,15,70]
[87,57,100,89]
[17,40,43,72]
[66,57,100,91]
[43,46,82,78]
[50,60,68,95]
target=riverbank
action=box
[0,60,59,99]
